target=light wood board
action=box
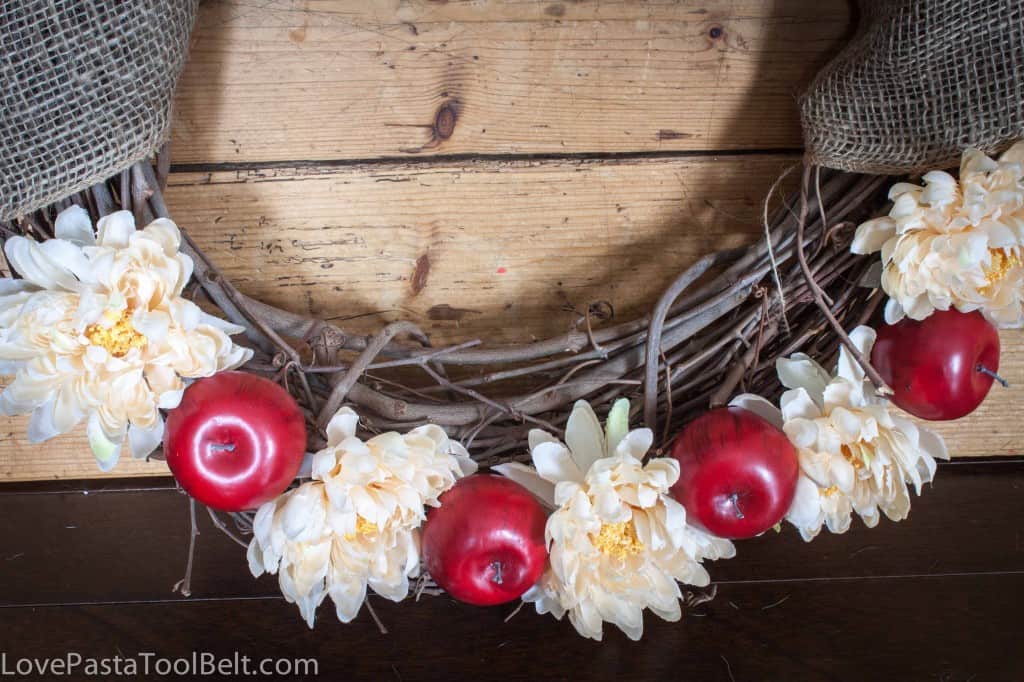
[171,0,850,162]
[167,155,799,342]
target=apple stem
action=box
[729,492,745,520]
[976,364,1010,388]
[491,560,504,585]
[210,442,236,452]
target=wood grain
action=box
[2,155,1022,480]
[171,0,851,163]
[167,155,800,343]
[0,399,167,481]
[3,577,1018,681]
[0,462,1020,680]
[0,461,1019,606]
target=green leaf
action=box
[604,398,631,456]
[87,413,121,472]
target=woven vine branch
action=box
[1,152,890,470]
[0,150,894,610]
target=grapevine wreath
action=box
[2,1,1024,642]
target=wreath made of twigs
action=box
[0,148,906,623]
[2,151,890,467]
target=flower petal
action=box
[87,411,122,472]
[615,428,653,461]
[851,217,896,254]
[780,387,821,422]
[836,326,876,384]
[603,398,631,456]
[197,310,247,336]
[140,218,183,256]
[776,354,831,402]
[528,428,559,452]
[132,309,170,344]
[325,407,359,446]
[3,237,80,291]
[564,400,606,475]
[729,393,783,429]
[829,406,864,443]
[917,425,950,462]
[532,440,584,485]
[785,475,824,540]
[783,417,818,449]
[329,579,368,624]
[883,298,905,325]
[96,211,136,249]
[27,399,61,442]
[54,205,96,246]
[491,462,557,508]
[247,537,266,577]
[128,418,164,459]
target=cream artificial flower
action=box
[731,326,948,542]
[0,207,251,470]
[247,407,476,627]
[494,400,734,642]
[852,142,1024,327]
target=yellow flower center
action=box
[84,309,147,357]
[981,248,1021,294]
[821,485,839,497]
[841,444,865,470]
[344,516,379,541]
[592,520,643,560]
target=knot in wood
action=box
[433,101,458,140]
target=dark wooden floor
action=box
[0,459,1021,681]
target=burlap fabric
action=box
[1,1,198,220]
[801,0,1024,175]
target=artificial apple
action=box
[421,474,548,606]
[872,309,1002,421]
[670,407,798,539]
[164,371,307,511]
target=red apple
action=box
[872,309,1001,421]
[670,407,798,539]
[164,371,307,511]
[421,474,548,606]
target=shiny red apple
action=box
[670,407,798,539]
[872,309,1001,421]
[164,371,307,511]
[421,474,548,606]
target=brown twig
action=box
[172,497,199,598]
[206,507,250,549]
[317,321,428,432]
[363,599,389,635]
[796,165,891,395]
[365,339,482,370]
[709,318,779,408]
[660,352,674,446]
[643,248,745,432]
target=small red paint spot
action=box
[497,267,507,274]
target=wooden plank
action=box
[170,0,851,163]
[927,329,1024,458]
[0,398,168,481]
[166,156,799,343]
[0,463,1020,678]
[0,576,1018,679]
[1,154,1022,480]
[0,461,1020,606]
